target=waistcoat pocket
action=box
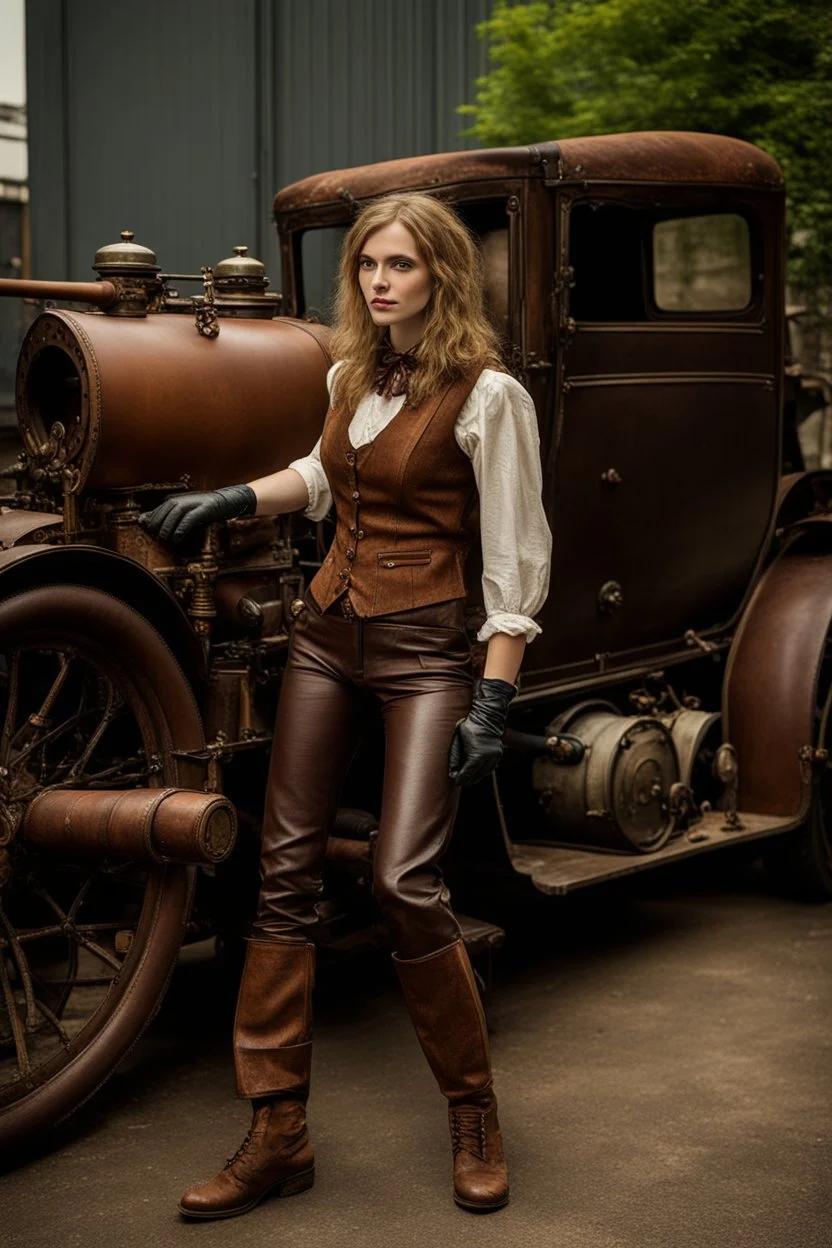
[377,549,433,568]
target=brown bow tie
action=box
[372,341,418,400]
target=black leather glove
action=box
[448,676,517,787]
[138,484,257,547]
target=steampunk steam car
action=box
[0,130,828,1150]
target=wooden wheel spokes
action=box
[0,865,139,1086]
[0,585,201,1145]
[5,650,75,762]
[0,645,149,1091]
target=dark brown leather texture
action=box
[449,1091,510,1211]
[392,938,493,1101]
[178,1098,314,1220]
[309,370,481,616]
[252,589,474,958]
[393,938,509,1211]
[233,938,315,1099]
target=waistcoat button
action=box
[345,450,356,464]
[357,529,365,539]
[346,548,355,559]
[348,525,357,535]
[352,490,360,501]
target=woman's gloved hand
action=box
[448,676,517,787]
[138,484,257,547]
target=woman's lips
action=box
[372,299,395,307]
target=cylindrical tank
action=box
[15,309,332,492]
[532,702,680,852]
[23,787,237,864]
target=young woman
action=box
[140,191,552,1219]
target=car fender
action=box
[0,542,206,705]
[723,549,832,817]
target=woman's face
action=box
[357,221,433,349]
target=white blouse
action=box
[288,362,552,644]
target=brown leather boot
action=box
[393,938,509,1212]
[178,938,316,1220]
[178,1097,314,1219]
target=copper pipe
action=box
[23,788,237,864]
[0,278,117,307]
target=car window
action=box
[653,214,751,312]
[300,226,348,324]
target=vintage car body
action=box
[0,131,829,1149]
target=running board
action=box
[508,811,794,895]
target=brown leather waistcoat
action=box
[308,369,482,616]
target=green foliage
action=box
[460,0,832,303]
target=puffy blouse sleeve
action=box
[286,362,342,521]
[455,370,552,644]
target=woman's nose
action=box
[372,267,389,291]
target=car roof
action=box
[274,131,784,219]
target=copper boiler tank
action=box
[7,233,333,493]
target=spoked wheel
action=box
[0,585,206,1149]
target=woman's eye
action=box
[395,261,412,270]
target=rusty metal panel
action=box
[553,132,783,189]
[537,375,779,667]
[724,552,832,817]
[274,132,786,218]
[508,810,792,895]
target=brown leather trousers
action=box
[251,586,475,959]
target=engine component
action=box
[532,702,680,852]
[15,309,330,494]
[660,708,721,790]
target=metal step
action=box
[508,810,791,895]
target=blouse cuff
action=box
[287,456,331,521]
[476,612,543,645]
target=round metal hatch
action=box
[535,706,679,853]
[211,245,280,317]
[93,231,160,275]
[213,245,267,285]
[600,716,679,852]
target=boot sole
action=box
[178,1166,315,1220]
[454,1190,510,1214]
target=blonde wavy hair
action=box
[329,192,506,414]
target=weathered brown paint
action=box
[272,131,783,218]
[16,310,333,492]
[723,553,832,816]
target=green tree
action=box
[460,0,832,304]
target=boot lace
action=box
[223,1108,269,1172]
[450,1106,487,1160]
[224,1126,257,1171]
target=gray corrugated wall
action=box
[25,0,496,285]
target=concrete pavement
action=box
[3,854,830,1248]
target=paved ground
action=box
[3,852,831,1248]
